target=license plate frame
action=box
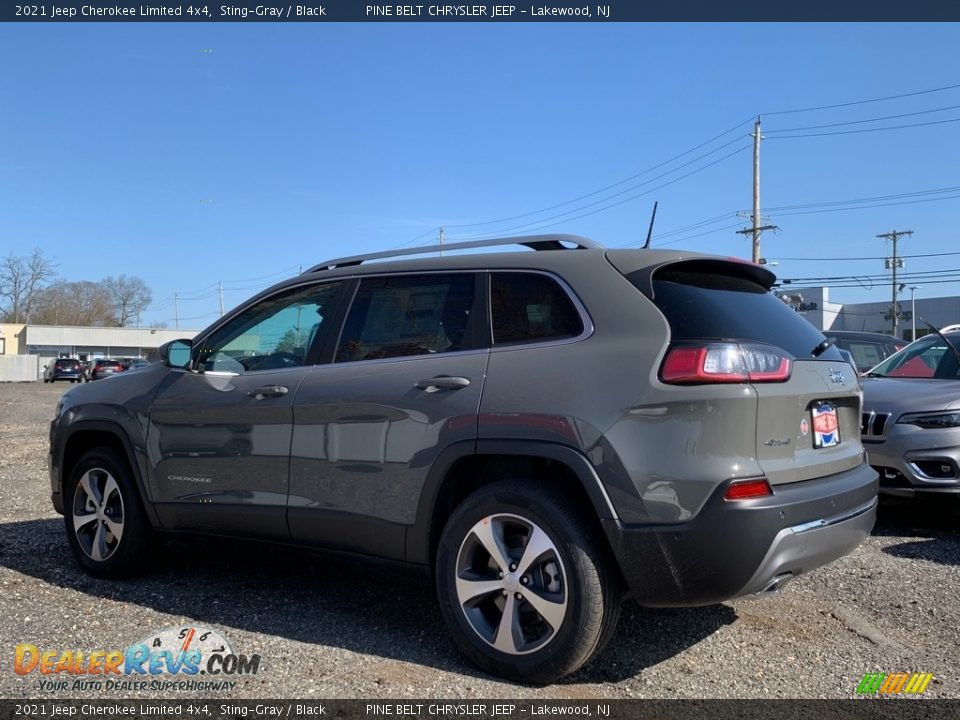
[812,403,841,448]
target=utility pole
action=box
[439,226,445,256]
[877,229,912,338]
[174,293,180,330]
[736,116,778,263]
[219,282,224,318]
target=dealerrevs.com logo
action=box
[14,626,261,693]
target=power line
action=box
[764,81,960,116]
[443,117,755,232]
[452,144,752,241]
[764,186,960,212]
[777,249,960,262]
[765,103,960,134]
[783,267,960,283]
[766,115,960,139]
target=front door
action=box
[146,280,347,539]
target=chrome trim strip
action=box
[789,497,877,534]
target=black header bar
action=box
[4,0,960,22]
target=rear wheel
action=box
[65,447,151,577]
[435,480,621,684]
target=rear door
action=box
[288,272,487,559]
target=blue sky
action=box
[1,23,959,328]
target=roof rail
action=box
[304,234,602,273]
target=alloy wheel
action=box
[72,468,125,562]
[454,513,568,655]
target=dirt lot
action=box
[0,381,957,699]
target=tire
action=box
[64,447,152,578]
[435,480,621,684]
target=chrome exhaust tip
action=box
[755,572,794,597]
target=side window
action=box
[196,282,343,374]
[336,274,475,362]
[491,273,584,345]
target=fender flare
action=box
[56,419,161,528]
[405,438,618,565]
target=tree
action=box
[0,249,58,323]
[32,281,116,326]
[104,275,153,327]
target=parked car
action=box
[826,330,904,375]
[43,358,84,383]
[48,236,877,683]
[118,358,149,371]
[860,330,960,498]
[86,358,124,381]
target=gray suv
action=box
[860,331,960,496]
[49,235,878,683]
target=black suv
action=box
[49,236,877,683]
[43,358,84,383]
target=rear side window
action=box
[491,273,584,345]
[336,274,476,362]
[651,268,843,361]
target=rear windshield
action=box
[55,360,79,367]
[651,269,844,361]
[98,360,121,367]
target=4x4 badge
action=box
[829,368,846,384]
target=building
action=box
[781,287,960,341]
[0,324,198,381]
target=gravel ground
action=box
[0,381,957,700]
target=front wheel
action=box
[64,447,152,577]
[435,480,621,684]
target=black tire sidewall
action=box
[64,448,150,578]
[436,482,607,684]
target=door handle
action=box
[415,376,471,393]
[248,385,289,399]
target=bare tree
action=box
[104,275,153,327]
[0,249,58,323]
[33,281,116,326]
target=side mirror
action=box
[160,339,193,369]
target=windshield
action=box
[868,333,960,379]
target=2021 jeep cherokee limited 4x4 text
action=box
[49,235,878,683]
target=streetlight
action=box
[910,286,921,341]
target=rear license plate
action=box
[812,404,840,448]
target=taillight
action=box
[724,478,773,501]
[660,342,792,384]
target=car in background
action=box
[860,330,960,497]
[118,358,149,371]
[827,330,904,375]
[86,359,124,381]
[43,358,84,383]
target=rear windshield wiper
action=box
[920,318,960,369]
[811,336,836,357]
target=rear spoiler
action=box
[605,252,777,300]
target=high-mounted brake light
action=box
[660,342,792,384]
[724,478,773,501]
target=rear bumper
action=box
[603,460,878,606]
